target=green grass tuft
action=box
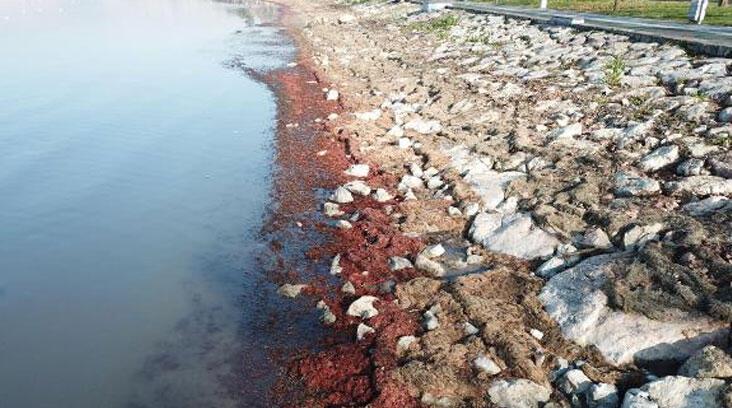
[604,55,626,87]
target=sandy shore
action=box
[265,0,732,406]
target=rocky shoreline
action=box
[266,0,732,406]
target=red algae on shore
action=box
[255,6,429,406]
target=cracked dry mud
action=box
[270,0,732,407]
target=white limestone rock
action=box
[354,109,381,121]
[344,180,372,196]
[423,243,445,258]
[539,254,728,367]
[356,323,375,340]
[331,186,354,203]
[586,383,620,408]
[398,174,424,192]
[277,283,307,298]
[373,188,393,202]
[404,118,442,134]
[330,254,342,275]
[415,253,445,277]
[341,281,356,295]
[487,379,551,408]
[344,164,370,178]
[423,310,439,331]
[622,376,726,408]
[346,295,379,319]
[326,89,340,101]
[388,256,413,271]
[324,202,344,217]
[396,335,417,355]
[469,212,560,260]
[474,355,502,375]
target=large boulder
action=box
[539,254,728,367]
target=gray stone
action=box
[676,159,705,176]
[557,369,592,396]
[579,228,613,249]
[487,379,552,408]
[623,223,664,249]
[718,107,732,123]
[678,346,732,379]
[683,196,731,216]
[638,145,679,172]
[536,255,579,278]
[615,171,661,197]
[618,121,654,149]
[708,158,732,179]
[666,176,732,197]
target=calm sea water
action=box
[0,0,292,407]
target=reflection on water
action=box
[0,0,292,407]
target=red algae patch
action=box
[254,8,426,405]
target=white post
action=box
[540,0,548,9]
[688,0,709,24]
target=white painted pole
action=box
[688,0,709,24]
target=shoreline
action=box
[260,0,732,406]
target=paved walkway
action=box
[449,2,732,57]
